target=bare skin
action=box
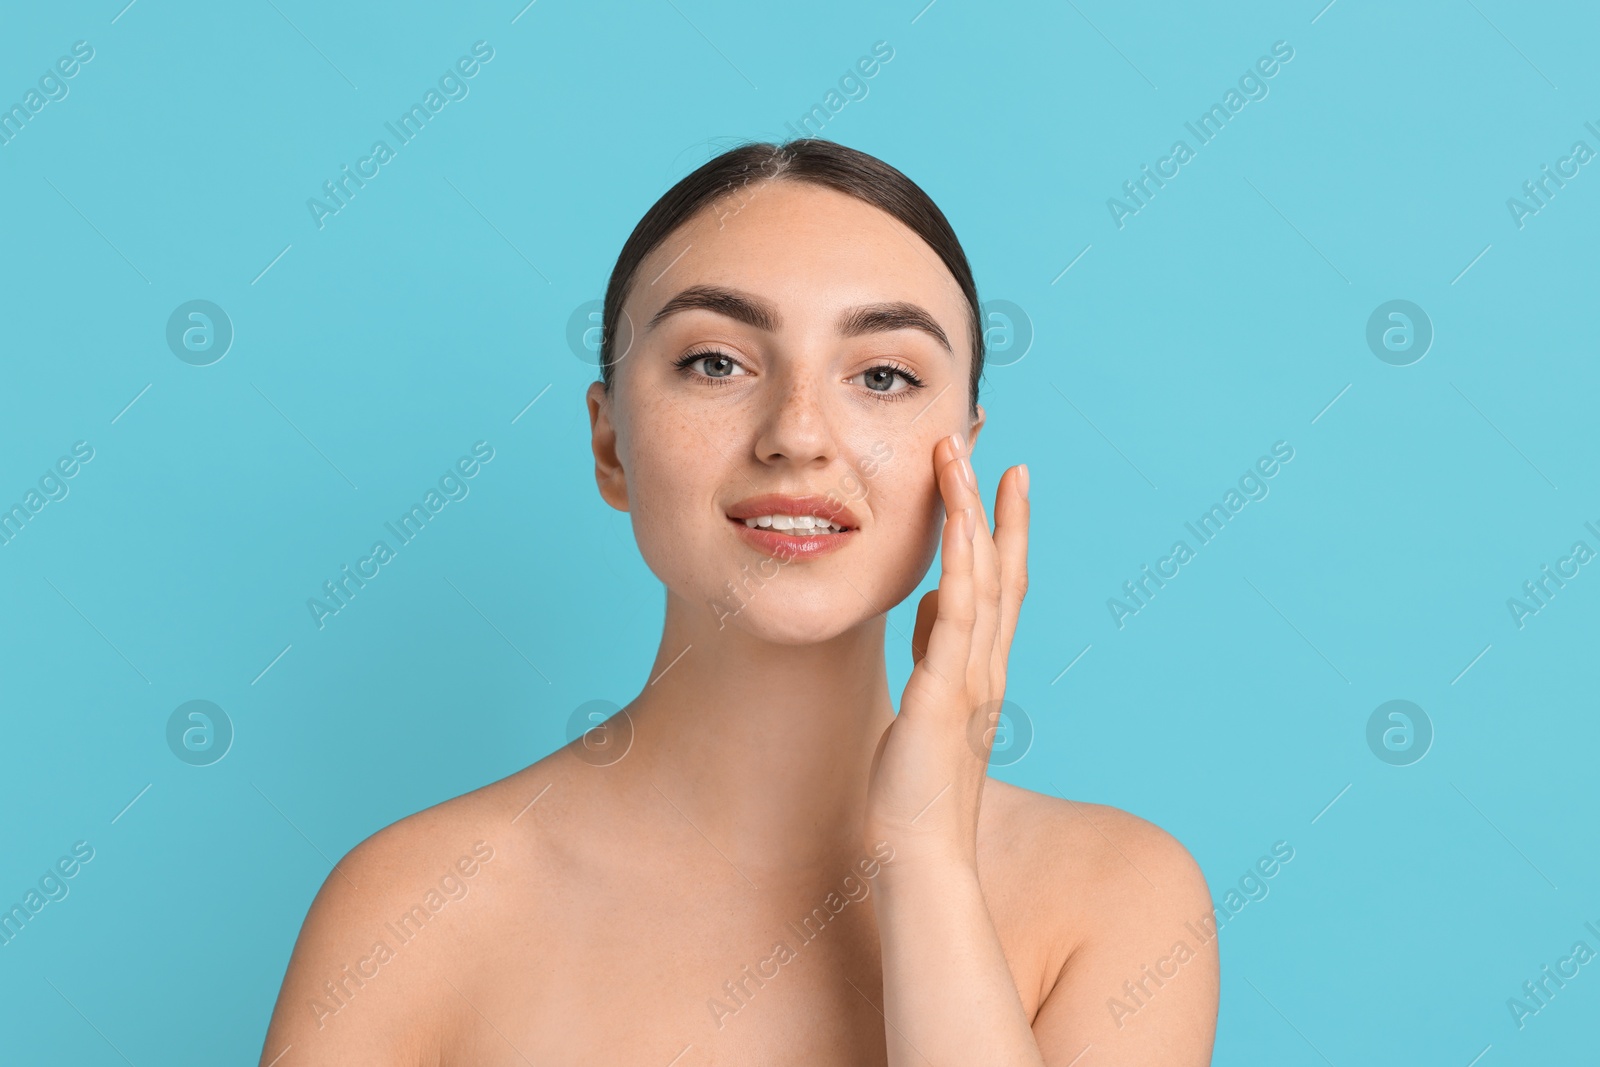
[259,181,1218,1065]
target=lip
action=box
[725,493,861,529]
[724,493,860,561]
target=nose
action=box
[751,366,836,468]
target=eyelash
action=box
[671,348,927,400]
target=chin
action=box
[726,610,859,646]
[716,559,944,646]
[643,521,937,641]
[693,576,874,645]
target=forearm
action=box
[874,860,1047,1067]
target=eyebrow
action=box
[644,284,952,356]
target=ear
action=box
[966,403,987,453]
[586,380,630,512]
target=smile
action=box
[739,513,847,534]
[724,492,861,559]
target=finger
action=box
[992,464,1031,671]
[915,435,978,699]
[953,440,1003,682]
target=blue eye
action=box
[671,349,928,401]
[856,363,925,396]
[672,349,747,384]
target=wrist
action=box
[871,844,981,897]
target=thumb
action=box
[911,589,939,664]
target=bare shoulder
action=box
[980,778,1219,1065]
[256,753,572,1066]
[982,779,1210,928]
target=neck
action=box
[611,588,897,875]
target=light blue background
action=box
[1,0,1596,1063]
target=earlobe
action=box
[586,381,630,513]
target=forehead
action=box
[627,180,970,346]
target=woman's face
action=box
[587,179,984,645]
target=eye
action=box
[853,361,926,399]
[672,348,749,385]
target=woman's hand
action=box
[861,436,1050,1067]
[864,431,1030,874]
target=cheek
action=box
[629,452,696,542]
[885,426,968,584]
[862,465,945,605]
[907,486,946,582]
[620,409,727,582]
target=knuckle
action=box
[942,610,977,633]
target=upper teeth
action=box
[743,514,845,533]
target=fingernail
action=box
[959,455,975,491]
[951,432,965,454]
[1018,464,1030,499]
[962,507,976,541]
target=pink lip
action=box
[724,493,860,561]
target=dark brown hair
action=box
[599,138,984,415]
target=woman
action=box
[260,139,1219,1065]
